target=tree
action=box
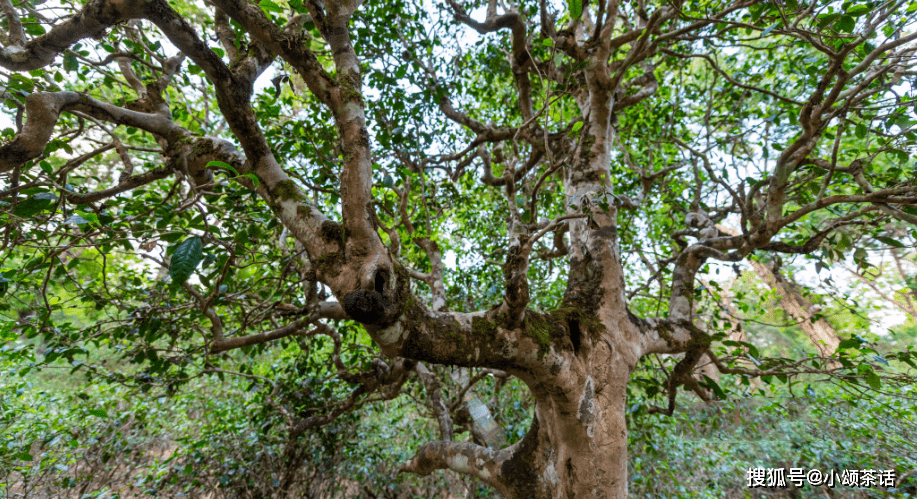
[720,225,840,356]
[2,0,917,497]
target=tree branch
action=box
[399,440,511,495]
[0,0,24,46]
[0,0,147,71]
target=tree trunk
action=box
[717,227,840,357]
[395,47,688,494]
[401,321,637,499]
[749,260,840,356]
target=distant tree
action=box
[719,226,840,356]
[2,0,917,497]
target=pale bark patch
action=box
[577,376,596,428]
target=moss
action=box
[562,254,604,318]
[466,309,584,359]
[502,247,527,282]
[498,416,540,496]
[685,328,712,350]
[162,135,195,158]
[342,289,386,324]
[446,317,462,340]
[295,204,312,222]
[395,304,517,368]
[270,179,303,203]
[338,72,364,104]
[341,83,363,104]
[400,304,477,366]
[187,141,213,160]
[657,322,674,344]
[578,133,597,162]
[471,314,500,338]
[552,307,602,330]
[522,311,553,355]
[319,220,347,246]
[312,252,342,277]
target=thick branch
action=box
[399,440,511,495]
[209,0,339,107]
[0,91,186,173]
[0,0,147,71]
[0,0,24,46]
[415,363,454,441]
[446,0,534,119]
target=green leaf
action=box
[12,193,56,218]
[838,337,862,350]
[77,211,100,225]
[816,13,840,28]
[876,236,906,248]
[87,409,108,418]
[237,173,260,188]
[761,23,779,36]
[846,4,870,16]
[24,23,45,36]
[542,38,554,47]
[259,0,284,13]
[701,375,728,400]
[865,371,881,390]
[836,15,855,32]
[568,0,583,18]
[206,160,238,176]
[63,53,79,72]
[169,237,203,285]
[161,232,184,243]
[64,214,91,225]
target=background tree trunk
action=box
[750,260,840,357]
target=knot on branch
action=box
[342,289,386,324]
[342,268,404,325]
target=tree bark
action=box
[718,227,840,357]
[750,261,840,357]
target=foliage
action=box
[1,0,917,496]
[630,385,917,498]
